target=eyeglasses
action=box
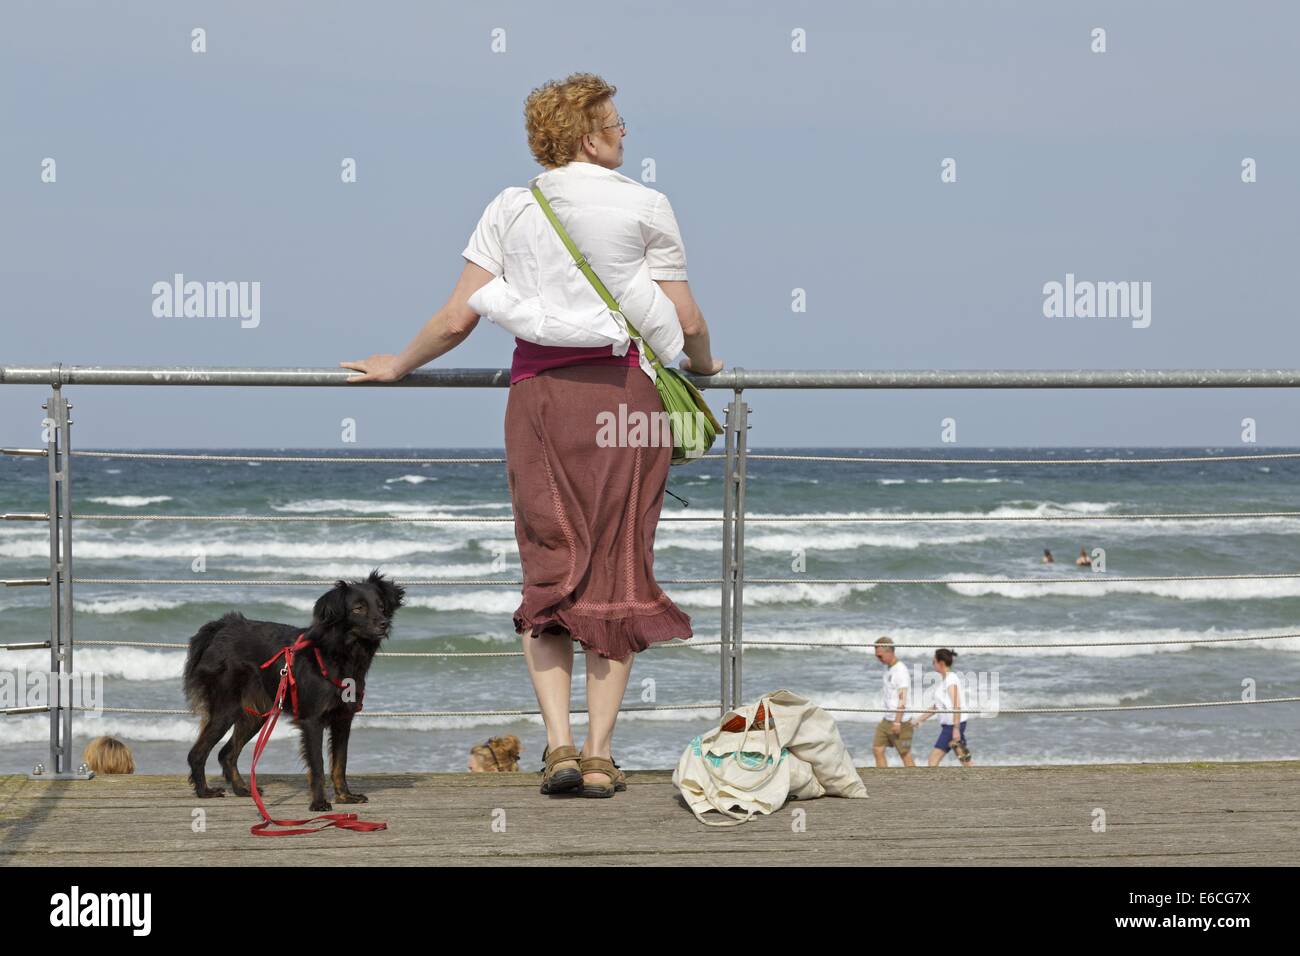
[598,115,627,133]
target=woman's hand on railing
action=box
[678,357,724,376]
[339,354,410,383]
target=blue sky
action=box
[3,0,1298,447]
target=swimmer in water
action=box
[1076,546,1091,567]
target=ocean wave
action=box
[0,706,732,742]
[86,495,174,507]
[943,575,1300,601]
[671,582,878,608]
[225,560,510,580]
[412,581,866,615]
[999,500,1121,515]
[74,597,185,615]
[403,591,523,615]
[0,713,304,746]
[3,647,184,681]
[0,539,459,560]
[737,624,1300,658]
[271,497,509,515]
[990,688,1155,709]
[867,477,1027,486]
[727,531,993,552]
[384,475,438,484]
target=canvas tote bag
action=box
[672,689,867,827]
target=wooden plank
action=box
[1,763,1296,867]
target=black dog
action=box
[183,569,404,811]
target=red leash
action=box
[245,633,387,837]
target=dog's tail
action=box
[182,616,233,715]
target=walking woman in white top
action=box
[911,648,974,766]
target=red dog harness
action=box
[245,632,386,837]
[243,632,363,719]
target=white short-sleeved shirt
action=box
[934,672,967,726]
[460,162,689,380]
[882,661,911,720]
[462,160,688,285]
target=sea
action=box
[2,446,1298,774]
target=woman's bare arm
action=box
[341,261,496,383]
[655,279,722,375]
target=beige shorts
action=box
[873,718,913,754]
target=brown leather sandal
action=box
[578,754,625,798]
[540,744,582,794]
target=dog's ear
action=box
[368,568,406,615]
[313,580,352,627]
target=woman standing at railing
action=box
[340,72,722,798]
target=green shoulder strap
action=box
[530,184,663,371]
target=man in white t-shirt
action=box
[872,637,916,767]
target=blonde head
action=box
[524,72,618,169]
[83,735,135,774]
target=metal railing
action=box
[4,363,1300,778]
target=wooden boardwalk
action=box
[2,761,1297,866]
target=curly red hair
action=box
[524,72,618,169]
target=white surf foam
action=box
[74,597,185,615]
[86,495,174,507]
[738,624,1300,658]
[944,574,1300,601]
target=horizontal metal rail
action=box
[41,695,1297,720]
[746,451,1300,464]
[64,639,719,656]
[827,696,1300,715]
[72,703,722,718]
[39,632,1295,652]
[45,571,1300,587]
[737,632,1300,650]
[67,576,724,586]
[8,365,1300,389]
[3,446,1294,465]
[744,572,1300,584]
[29,509,1300,524]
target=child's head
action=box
[83,736,135,774]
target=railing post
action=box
[719,395,736,716]
[719,374,748,712]
[33,374,90,780]
[731,393,749,710]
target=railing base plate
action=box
[28,771,95,781]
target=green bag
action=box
[531,184,721,466]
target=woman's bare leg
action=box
[581,649,634,786]
[522,627,576,770]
